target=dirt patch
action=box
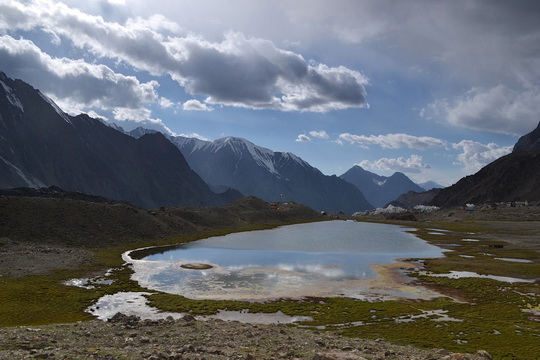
[0,238,93,278]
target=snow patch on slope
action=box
[215,137,310,177]
[38,91,72,124]
[0,156,45,188]
[0,80,24,112]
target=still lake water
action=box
[126,221,444,301]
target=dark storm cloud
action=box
[0,0,369,112]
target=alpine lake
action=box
[77,219,539,360]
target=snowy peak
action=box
[178,136,310,178]
[166,134,371,213]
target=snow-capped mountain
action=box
[339,165,425,208]
[130,128,373,213]
[0,71,231,208]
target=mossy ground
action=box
[1,219,539,359]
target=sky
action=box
[1,0,539,186]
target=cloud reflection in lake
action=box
[126,221,445,301]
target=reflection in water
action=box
[126,221,445,301]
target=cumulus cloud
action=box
[309,130,329,139]
[182,99,213,111]
[452,140,512,173]
[0,0,369,112]
[358,155,430,173]
[423,85,540,135]
[0,35,158,111]
[338,133,446,149]
[295,134,311,142]
[158,97,174,109]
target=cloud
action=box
[358,155,430,174]
[182,99,213,111]
[158,97,174,109]
[338,133,446,149]
[452,140,512,173]
[0,35,158,111]
[309,130,329,139]
[177,132,210,141]
[295,134,311,142]
[423,85,540,135]
[110,107,175,135]
[0,0,369,112]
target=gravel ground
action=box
[0,314,494,360]
[0,237,94,278]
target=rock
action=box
[476,350,492,359]
[182,314,196,322]
[384,212,417,221]
[313,352,367,360]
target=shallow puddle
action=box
[421,270,536,283]
[495,257,533,263]
[87,292,312,324]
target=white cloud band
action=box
[358,155,430,173]
[338,132,446,149]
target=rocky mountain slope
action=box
[513,120,540,152]
[339,165,424,208]
[0,71,232,209]
[392,188,441,208]
[131,129,373,214]
[430,150,540,208]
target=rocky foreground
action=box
[0,313,493,360]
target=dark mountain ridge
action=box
[0,71,231,208]
[430,150,540,208]
[513,121,540,152]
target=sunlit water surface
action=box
[126,221,445,300]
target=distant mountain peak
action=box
[340,166,424,208]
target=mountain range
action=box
[7,69,534,212]
[129,129,373,214]
[0,71,234,209]
[0,71,378,213]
